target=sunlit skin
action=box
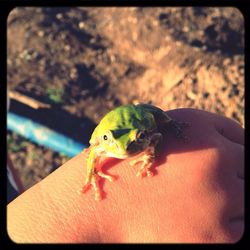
[79,104,189,201]
[7,109,244,243]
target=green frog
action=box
[80,104,189,201]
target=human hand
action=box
[7,108,244,243]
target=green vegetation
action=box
[46,86,64,104]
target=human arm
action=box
[7,108,244,243]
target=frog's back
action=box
[90,104,156,143]
[136,103,172,124]
[98,104,154,130]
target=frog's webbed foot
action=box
[129,153,154,177]
[168,119,190,143]
[130,152,154,178]
[79,170,115,201]
[78,173,101,201]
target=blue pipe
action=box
[7,112,87,157]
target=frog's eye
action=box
[102,131,113,142]
[137,131,146,140]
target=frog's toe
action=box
[80,183,91,193]
[136,168,153,178]
[94,191,101,201]
[129,159,141,167]
[146,170,154,177]
[108,175,116,182]
[136,170,143,177]
[97,171,116,182]
[129,160,135,166]
[104,175,115,182]
[77,185,88,195]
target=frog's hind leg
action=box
[130,133,162,178]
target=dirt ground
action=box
[7,7,244,191]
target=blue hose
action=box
[7,112,87,157]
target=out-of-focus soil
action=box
[7,7,244,190]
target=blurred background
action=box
[7,7,244,200]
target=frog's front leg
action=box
[79,147,115,201]
[78,148,100,200]
[130,133,162,178]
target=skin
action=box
[80,104,189,201]
[7,108,244,243]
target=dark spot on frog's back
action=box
[111,128,131,139]
[120,108,138,127]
